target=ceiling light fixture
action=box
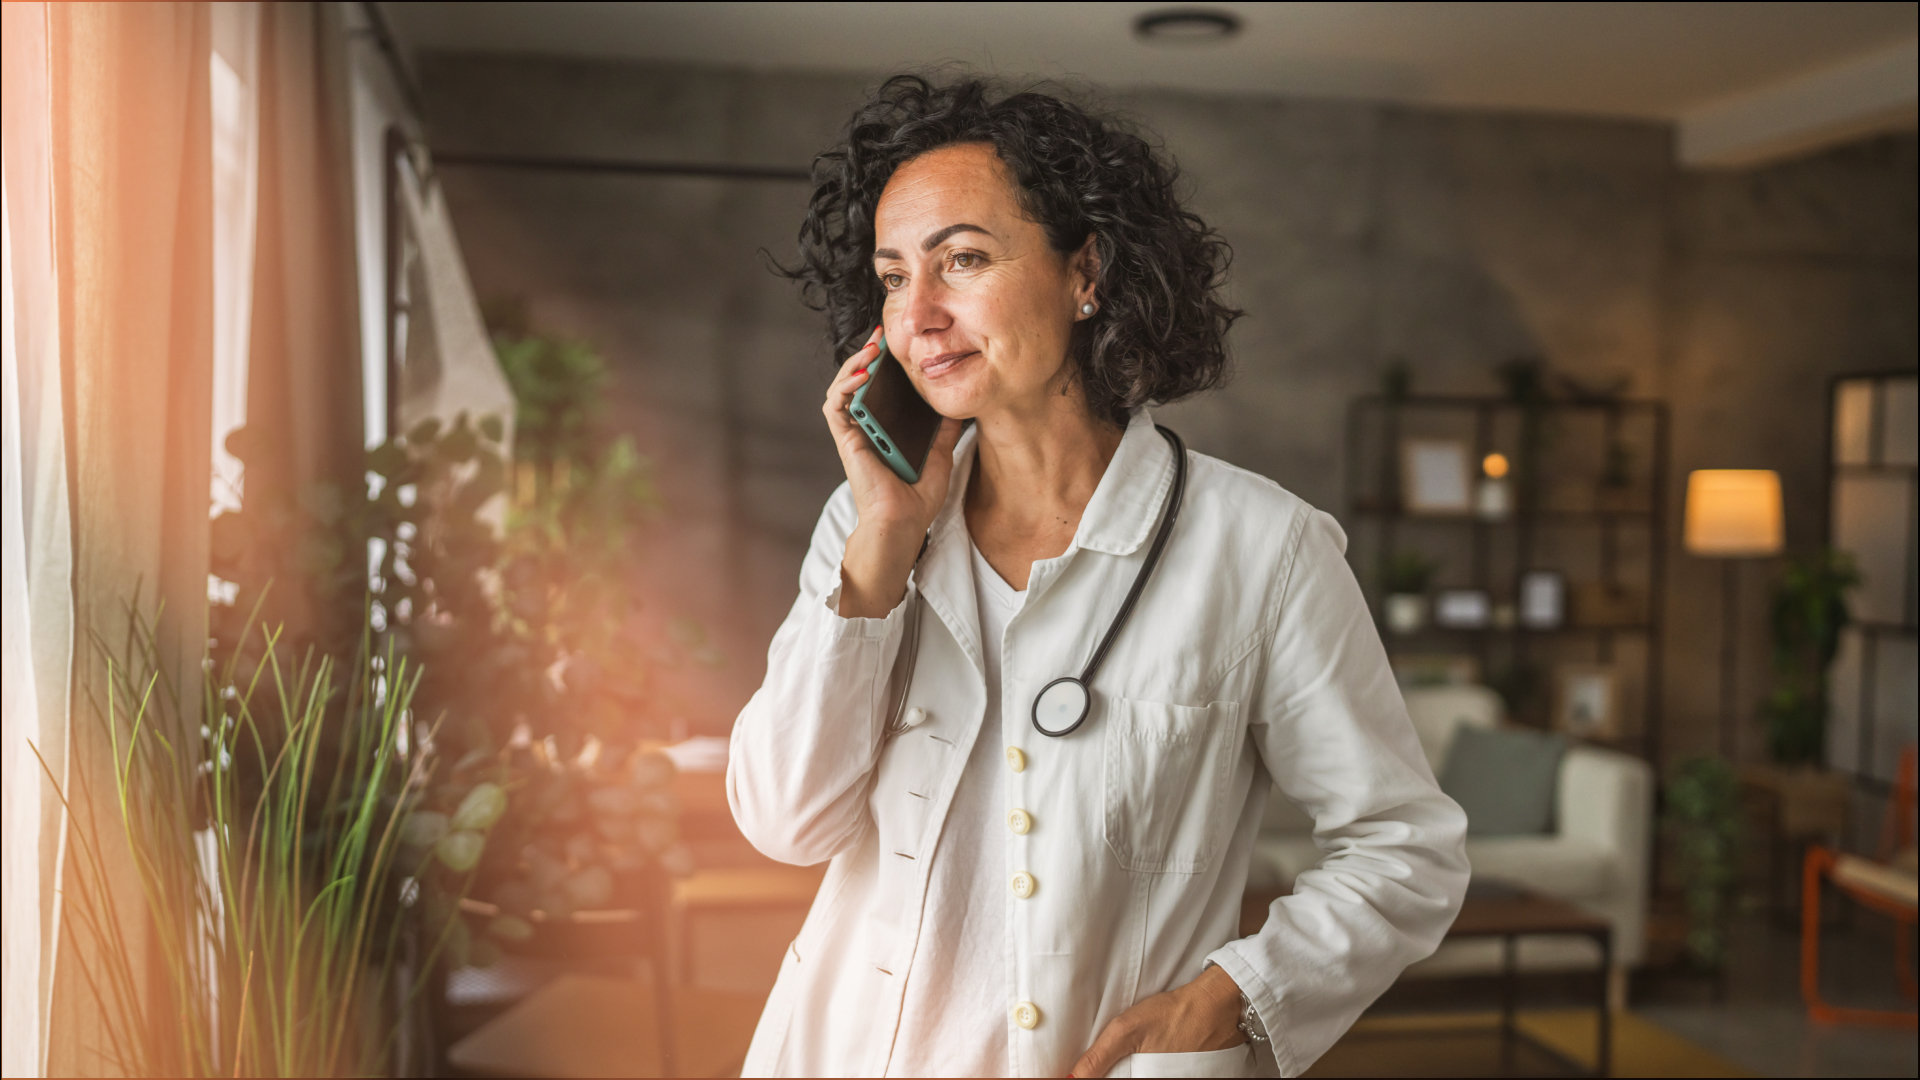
[1134,8,1242,43]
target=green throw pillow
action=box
[1438,726,1567,836]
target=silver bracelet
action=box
[1237,995,1269,1046]
[1204,961,1269,1046]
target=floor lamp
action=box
[1684,470,1785,759]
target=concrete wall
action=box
[1663,137,1918,762]
[416,53,1916,763]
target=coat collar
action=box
[912,410,1174,675]
[1073,408,1175,557]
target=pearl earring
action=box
[1081,302,1096,315]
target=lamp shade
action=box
[1684,469,1784,556]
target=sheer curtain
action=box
[2,6,76,1075]
[3,3,369,1073]
[44,5,217,1070]
[0,3,499,1067]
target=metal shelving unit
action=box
[1344,394,1670,764]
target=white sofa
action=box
[1249,685,1654,991]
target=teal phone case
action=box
[848,335,932,483]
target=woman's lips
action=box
[919,350,977,378]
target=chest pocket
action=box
[1103,697,1243,873]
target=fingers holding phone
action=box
[824,327,953,510]
[823,327,962,617]
[822,327,885,464]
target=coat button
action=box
[1007,808,1033,834]
[1013,1001,1041,1030]
[1011,871,1036,899]
[903,707,929,728]
[1005,746,1026,772]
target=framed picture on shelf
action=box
[1433,589,1492,629]
[1401,439,1473,515]
[1519,570,1565,629]
[1553,663,1620,740]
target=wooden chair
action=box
[1800,745,1918,1028]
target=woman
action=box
[728,76,1468,1079]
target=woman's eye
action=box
[881,272,906,290]
[949,252,980,270]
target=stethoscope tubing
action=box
[1030,425,1186,737]
[884,425,1188,740]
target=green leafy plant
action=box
[1664,756,1742,969]
[1381,550,1439,595]
[212,331,690,969]
[1764,549,1859,764]
[494,332,611,476]
[38,599,493,1077]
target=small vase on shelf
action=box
[1385,593,1427,635]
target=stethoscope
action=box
[886,425,1187,739]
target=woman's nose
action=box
[895,276,952,340]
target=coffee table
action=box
[1447,882,1613,1077]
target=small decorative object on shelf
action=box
[1554,662,1621,739]
[1402,438,1473,514]
[1386,593,1427,635]
[1381,551,1439,635]
[1475,452,1512,520]
[1519,570,1566,630]
[1434,588,1493,629]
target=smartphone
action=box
[848,333,942,483]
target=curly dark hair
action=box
[783,75,1239,425]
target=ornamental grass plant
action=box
[37,598,494,1077]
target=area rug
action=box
[1304,1009,1754,1077]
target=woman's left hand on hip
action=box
[1068,964,1248,1077]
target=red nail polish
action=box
[854,368,867,376]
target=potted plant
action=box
[1380,550,1439,635]
[1664,756,1742,970]
[46,600,496,1077]
[1763,549,1858,765]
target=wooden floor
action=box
[1306,1010,1753,1078]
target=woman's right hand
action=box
[822,325,964,618]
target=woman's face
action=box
[872,143,1094,422]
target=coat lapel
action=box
[913,425,984,677]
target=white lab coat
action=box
[728,410,1469,1077]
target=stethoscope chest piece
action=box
[1032,677,1091,738]
[1025,424,1188,739]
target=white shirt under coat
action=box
[727,409,1470,1077]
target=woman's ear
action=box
[1071,233,1101,312]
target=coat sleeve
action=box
[1207,509,1470,1076]
[726,483,917,866]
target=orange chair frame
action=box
[1800,746,1917,1029]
